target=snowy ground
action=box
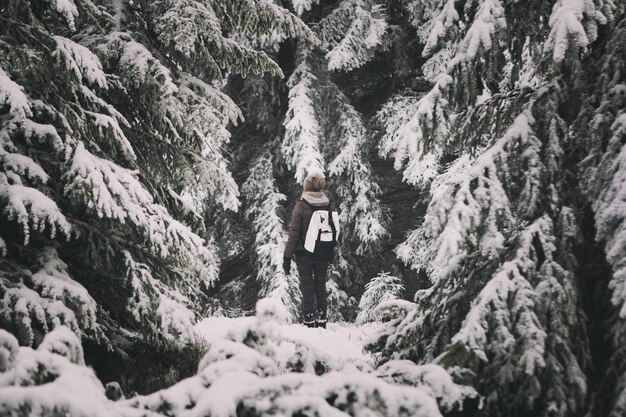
[195,317,381,366]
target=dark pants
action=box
[295,256,329,324]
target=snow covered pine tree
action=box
[368,1,626,417]
[0,0,312,386]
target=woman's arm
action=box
[284,202,303,259]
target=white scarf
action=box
[302,191,329,206]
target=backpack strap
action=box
[327,208,337,241]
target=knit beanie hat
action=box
[305,168,325,182]
[304,168,326,191]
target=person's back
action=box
[283,169,338,328]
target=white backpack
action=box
[302,201,339,261]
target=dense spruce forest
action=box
[1,0,626,416]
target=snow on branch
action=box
[546,0,616,63]
[84,111,136,162]
[395,110,546,282]
[291,0,320,16]
[124,252,199,346]
[0,67,32,120]
[212,0,317,43]
[0,175,72,245]
[102,35,242,211]
[53,36,108,89]
[152,0,224,59]
[117,39,177,94]
[52,0,79,31]
[30,248,103,341]
[150,0,283,77]
[162,74,242,211]
[282,50,325,183]
[63,143,219,285]
[421,0,459,57]
[377,75,452,187]
[318,0,388,71]
[1,286,78,347]
[242,154,301,321]
[0,248,102,347]
[1,153,50,185]
[453,0,506,64]
[376,361,478,412]
[377,0,512,184]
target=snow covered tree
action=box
[282,47,326,184]
[356,272,404,324]
[324,83,388,255]
[577,15,626,417]
[373,87,590,417]
[0,0,312,358]
[242,152,301,321]
[367,2,624,416]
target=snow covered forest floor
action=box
[195,315,378,367]
[1,300,478,417]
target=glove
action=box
[283,257,291,275]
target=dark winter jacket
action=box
[284,191,332,259]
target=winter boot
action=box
[303,313,316,328]
[315,313,327,329]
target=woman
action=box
[283,169,334,328]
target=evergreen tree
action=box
[0,0,311,353]
[356,272,404,324]
[242,152,301,321]
[577,16,626,416]
[366,1,625,416]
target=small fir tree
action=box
[356,272,404,324]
